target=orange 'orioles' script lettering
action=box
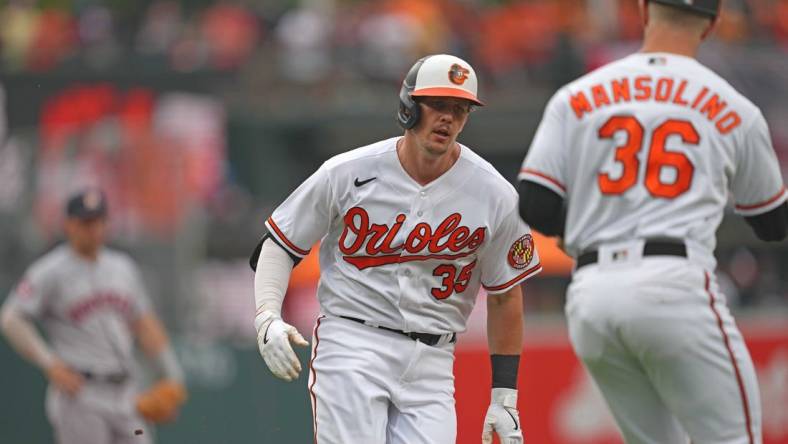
[339,207,486,270]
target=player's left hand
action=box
[255,310,309,382]
[481,388,523,444]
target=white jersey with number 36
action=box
[266,137,541,335]
[520,52,787,264]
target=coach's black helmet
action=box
[648,0,720,18]
[397,54,484,130]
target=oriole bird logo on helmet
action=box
[396,54,483,130]
[448,64,470,85]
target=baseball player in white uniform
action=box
[517,1,787,443]
[0,189,187,444]
[250,54,542,443]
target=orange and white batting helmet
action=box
[397,54,483,129]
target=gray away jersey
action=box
[3,245,152,374]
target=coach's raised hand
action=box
[255,310,309,381]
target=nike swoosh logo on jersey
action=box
[354,177,377,187]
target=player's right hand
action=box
[46,361,84,396]
[255,311,309,382]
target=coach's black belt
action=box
[79,371,129,384]
[576,240,687,270]
[340,316,457,346]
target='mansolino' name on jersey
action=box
[568,75,741,134]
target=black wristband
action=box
[491,354,520,389]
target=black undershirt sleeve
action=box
[743,202,788,242]
[249,233,302,271]
[518,180,566,237]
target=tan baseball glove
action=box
[136,379,187,423]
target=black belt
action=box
[79,371,129,384]
[340,316,456,346]
[576,240,687,270]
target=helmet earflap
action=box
[397,57,428,130]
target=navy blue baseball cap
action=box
[65,189,108,219]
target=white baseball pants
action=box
[308,315,457,444]
[567,254,761,444]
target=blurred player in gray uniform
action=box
[1,189,187,444]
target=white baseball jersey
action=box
[519,52,787,262]
[4,244,152,374]
[520,51,775,443]
[265,137,542,334]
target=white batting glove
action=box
[482,388,523,444]
[255,310,309,382]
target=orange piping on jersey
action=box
[704,273,755,444]
[611,78,631,103]
[308,315,325,444]
[591,84,611,108]
[267,217,310,256]
[735,186,787,211]
[520,168,566,193]
[672,80,689,106]
[700,94,727,120]
[343,251,476,271]
[716,111,742,134]
[691,86,709,109]
[482,265,542,292]
[569,91,593,119]
[654,78,674,102]
[634,76,652,101]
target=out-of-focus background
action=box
[0,0,786,443]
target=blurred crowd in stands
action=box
[2,0,788,312]
[2,0,788,81]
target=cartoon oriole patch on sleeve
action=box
[508,234,534,269]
